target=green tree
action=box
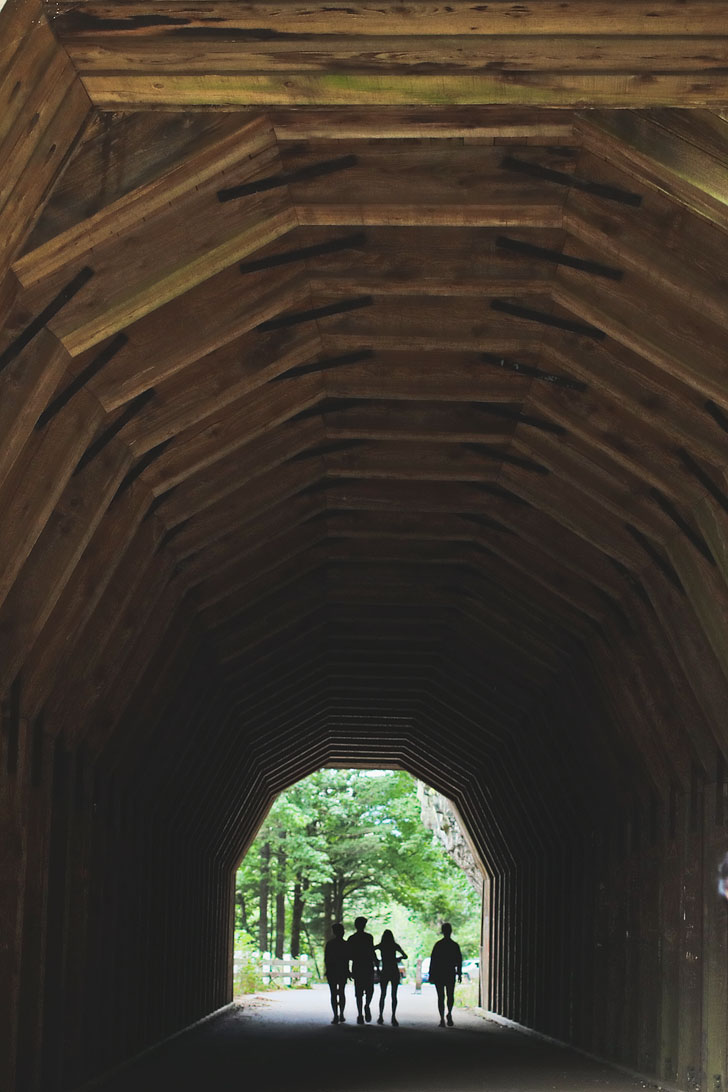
[235,770,481,968]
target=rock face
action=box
[417,782,483,894]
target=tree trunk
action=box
[333,873,345,926]
[290,875,308,956]
[259,841,270,952]
[275,842,286,958]
[322,883,332,939]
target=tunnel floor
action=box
[79,986,660,1092]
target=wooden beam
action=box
[576,109,728,230]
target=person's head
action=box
[441,922,452,938]
[380,928,394,945]
[354,916,367,931]
[332,922,344,938]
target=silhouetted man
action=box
[428,922,462,1027]
[347,916,379,1024]
[324,922,350,1024]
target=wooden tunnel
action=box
[2,0,728,1088]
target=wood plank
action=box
[154,420,322,530]
[60,34,728,77]
[20,484,153,721]
[540,334,728,469]
[46,2,728,39]
[576,110,728,230]
[269,106,575,141]
[511,428,677,541]
[0,326,71,493]
[74,265,312,410]
[42,539,172,738]
[519,382,704,508]
[552,274,728,406]
[120,323,319,454]
[0,438,131,697]
[75,71,728,109]
[25,113,267,249]
[497,463,648,570]
[48,199,295,356]
[0,388,104,612]
[13,113,275,289]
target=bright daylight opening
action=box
[233,769,484,1017]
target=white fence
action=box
[234,952,311,986]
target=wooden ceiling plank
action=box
[140,371,323,493]
[0,11,63,143]
[120,323,319,454]
[268,106,575,141]
[667,536,728,687]
[45,546,176,741]
[20,483,153,721]
[83,578,188,756]
[23,114,277,247]
[57,34,728,77]
[576,109,728,231]
[0,59,93,279]
[73,71,728,109]
[322,439,512,483]
[0,387,104,612]
[154,420,322,529]
[78,266,312,410]
[520,383,705,508]
[552,275,728,406]
[497,464,647,570]
[540,335,728,469]
[46,2,728,38]
[12,113,276,289]
[176,492,326,581]
[511,428,680,543]
[327,514,609,624]
[323,399,515,443]
[0,439,131,695]
[564,153,728,329]
[51,201,296,356]
[0,326,70,493]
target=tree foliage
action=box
[235,770,481,966]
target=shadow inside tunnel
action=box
[77,986,652,1092]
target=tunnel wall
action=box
[3,2,728,1090]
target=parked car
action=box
[461,959,479,982]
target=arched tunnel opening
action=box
[3,3,728,1090]
[232,767,485,1004]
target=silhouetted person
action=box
[347,916,379,1024]
[374,929,407,1025]
[324,923,350,1024]
[428,922,462,1027]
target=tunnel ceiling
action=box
[3,0,728,869]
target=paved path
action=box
[83,985,657,1092]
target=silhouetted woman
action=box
[374,929,407,1025]
[324,923,350,1024]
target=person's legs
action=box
[354,977,365,1022]
[435,983,446,1025]
[445,980,455,1025]
[364,980,373,1022]
[377,981,387,1023]
[328,981,339,1022]
[336,981,347,1021]
[391,980,399,1025]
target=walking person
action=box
[347,916,379,1024]
[374,929,407,1025]
[324,922,350,1024]
[428,922,462,1027]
